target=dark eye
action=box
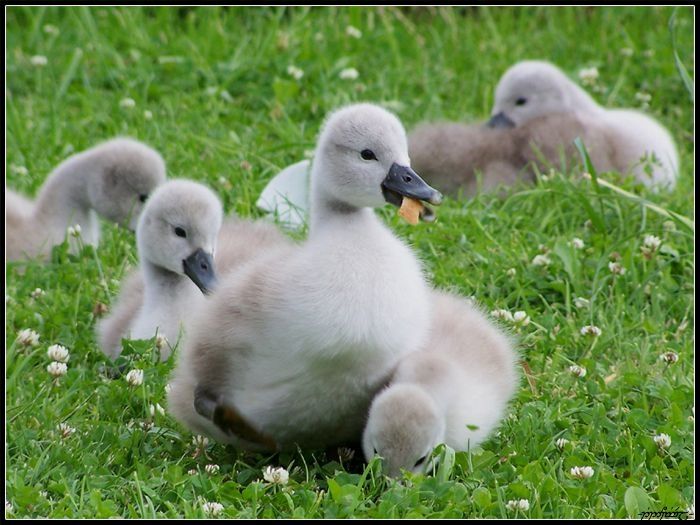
[515,97,527,106]
[174,227,187,238]
[139,194,148,203]
[360,149,377,161]
[413,454,428,468]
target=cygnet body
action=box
[489,60,679,188]
[363,291,519,477]
[6,138,166,261]
[168,103,443,451]
[97,180,222,360]
[408,112,616,196]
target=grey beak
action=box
[487,111,516,129]
[381,163,443,207]
[183,248,217,295]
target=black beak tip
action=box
[183,249,218,295]
[487,112,516,129]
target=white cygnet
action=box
[6,137,166,261]
[97,180,222,361]
[363,291,519,477]
[489,60,679,188]
[167,103,443,451]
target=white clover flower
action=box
[205,464,220,475]
[5,500,13,514]
[17,328,40,347]
[506,268,517,277]
[663,220,676,232]
[10,164,29,175]
[570,466,594,479]
[578,67,599,86]
[580,325,602,337]
[608,261,626,275]
[67,224,82,237]
[47,344,70,363]
[47,361,68,378]
[143,110,153,120]
[339,68,359,80]
[187,468,198,475]
[119,97,136,109]
[653,433,671,449]
[490,309,514,322]
[43,24,60,36]
[202,501,224,516]
[57,422,76,438]
[555,437,570,449]
[512,311,530,326]
[262,466,289,485]
[125,369,144,387]
[31,288,46,300]
[31,55,48,67]
[149,403,165,417]
[531,254,551,267]
[192,435,209,449]
[659,351,679,364]
[568,364,587,378]
[286,65,304,80]
[643,234,661,249]
[345,25,362,39]
[574,297,590,309]
[635,92,651,108]
[620,47,634,57]
[506,499,530,511]
[570,237,585,249]
[155,334,168,351]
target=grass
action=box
[5,6,695,519]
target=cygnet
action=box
[362,291,519,477]
[7,137,166,261]
[167,103,443,451]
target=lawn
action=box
[5,6,694,519]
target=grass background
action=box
[5,6,694,518]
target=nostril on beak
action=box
[403,175,412,183]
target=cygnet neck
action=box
[309,170,375,234]
[33,150,99,240]
[140,259,198,309]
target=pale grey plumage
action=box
[168,103,437,451]
[7,137,166,261]
[363,290,519,477]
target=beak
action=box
[182,248,217,295]
[486,111,516,129]
[381,163,443,206]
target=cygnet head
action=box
[86,138,167,229]
[136,180,223,294]
[488,60,598,128]
[363,384,445,477]
[312,103,442,221]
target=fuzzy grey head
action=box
[490,61,591,128]
[363,383,445,477]
[312,103,441,212]
[136,180,222,288]
[86,138,167,228]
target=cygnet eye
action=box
[174,226,187,238]
[413,454,428,468]
[360,149,377,161]
[139,194,148,203]
[515,97,528,106]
